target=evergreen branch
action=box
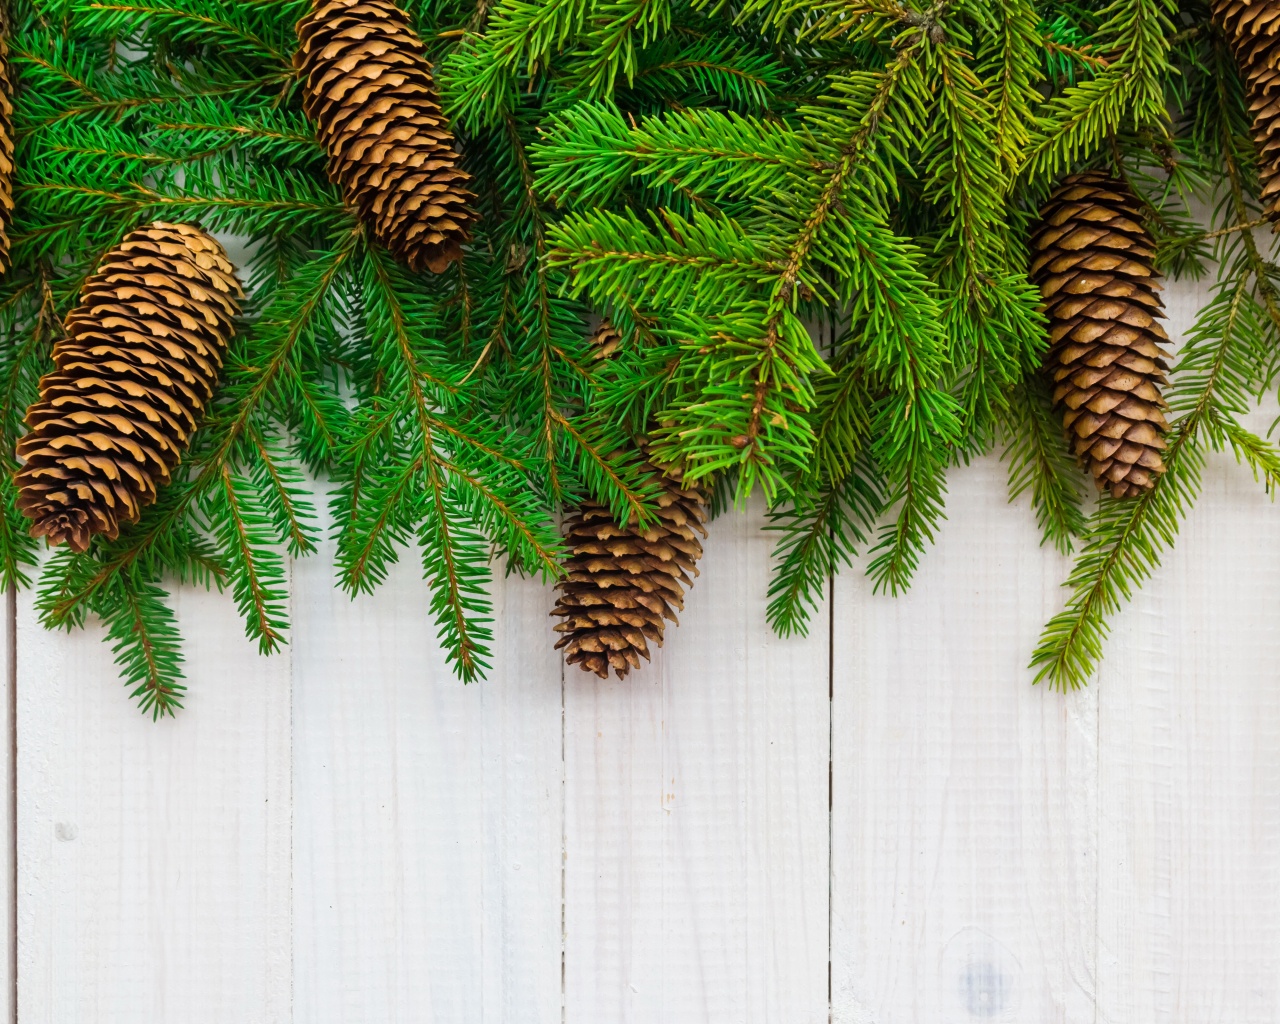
[766,454,883,636]
[486,0,589,71]
[336,443,422,594]
[1197,216,1270,241]
[81,2,293,64]
[418,449,489,680]
[209,466,288,654]
[100,576,186,718]
[984,0,1042,174]
[20,69,293,127]
[1020,0,1175,181]
[533,103,817,207]
[575,0,674,95]
[1219,417,1280,494]
[1031,423,1201,688]
[1043,38,1109,70]
[247,424,318,556]
[999,374,1087,553]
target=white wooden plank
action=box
[15,571,293,1023]
[830,457,1098,1023]
[0,584,14,1024]
[562,499,830,1024]
[1093,426,1280,1021]
[290,535,564,1023]
[1078,270,1280,1021]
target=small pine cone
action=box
[587,319,623,361]
[294,0,479,273]
[552,457,708,680]
[1030,172,1171,499]
[1214,0,1280,221]
[0,30,15,273]
[14,223,243,552]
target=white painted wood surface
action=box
[8,271,1280,1022]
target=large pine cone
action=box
[1214,0,1280,221]
[1030,172,1170,499]
[295,0,479,273]
[552,457,708,680]
[14,223,243,551]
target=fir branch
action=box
[206,465,289,654]
[78,1,296,65]
[766,460,882,635]
[100,575,187,718]
[999,374,1087,553]
[1020,0,1175,181]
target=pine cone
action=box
[552,456,708,680]
[1214,0,1280,221]
[294,0,479,273]
[14,223,243,552]
[587,319,623,360]
[1030,172,1170,499]
[0,29,15,273]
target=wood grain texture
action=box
[0,587,13,1024]
[1085,273,1280,1024]
[1094,445,1280,1023]
[562,501,830,1024]
[290,533,564,1023]
[830,457,1098,1024]
[15,574,292,1023]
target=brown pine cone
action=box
[587,319,623,361]
[294,0,479,273]
[14,223,243,551]
[1214,0,1280,221]
[1030,171,1170,499]
[552,456,708,680]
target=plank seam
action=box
[1093,669,1101,1024]
[5,584,12,1024]
[827,568,834,1024]
[287,553,296,1024]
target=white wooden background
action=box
[3,275,1280,1022]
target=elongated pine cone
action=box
[1214,0,1280,221]
[552,457,708,680]
[295,0,479,273]
[0,30,15,273]
[1030,172,1170,499]
[14,223,243,552]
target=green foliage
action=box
[4,0,576,709]
[6,0,1280,708]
